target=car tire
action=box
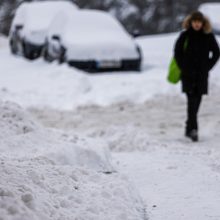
[23,42,33,60]
[23,41,41,60]
[43,47,51,62]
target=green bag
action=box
[167,38,188,84]
[167,58,181,84]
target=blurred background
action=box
[1,0,220,36]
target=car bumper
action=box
[68,59,141,72]
[24,41,43,57]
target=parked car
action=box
[199,3,220,35]
[44,10,142,72]
[9,1,78,60]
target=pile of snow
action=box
[0,158,144,220]
[0,101,38,137]
[0,101,113,172]
[0,101,144,219]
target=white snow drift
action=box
[0,100,144,220]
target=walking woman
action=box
[174,11,220,142]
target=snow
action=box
[0,100,115,171]
[0,158,143,220]
[0,100,144,220]
[48,10,139,60]
[199,3,220,32]
[10,1,78,45]
[115,150,220,220]
[32,92,220,220]
[1,27,220,220]
[0,34,178,110]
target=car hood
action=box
[63,33,139,61]
[22,28,46,45]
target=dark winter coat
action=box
[174,17,220,95]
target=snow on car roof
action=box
[199,3,220,30]
[66,10,126,32]
[13,1,78,31]
[58,10,132,44]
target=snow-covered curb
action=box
[0,101,145,220]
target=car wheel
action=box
[23,42,32,59]
[23,42,36,60]
[43,47,51,62]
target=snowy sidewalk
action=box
[31,91,220,220]
[114,150,220,220]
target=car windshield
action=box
[64,11,126,40]
[25,2,77,31]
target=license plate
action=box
[97,60,121,68]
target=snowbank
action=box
[0,158,144,220]
[0,101,113,171]
[0,101,144,219]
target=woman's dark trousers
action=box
[186,93,202,134]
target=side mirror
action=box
[52,35,60,41]
[132,30,141,38]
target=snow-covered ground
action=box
[1,32,220,220]
[0,34,180,110]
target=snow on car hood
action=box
[64,32,139,61]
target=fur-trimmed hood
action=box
[182,14,212,34]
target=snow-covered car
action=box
[199,3,220,35]
[44,10,142,72]
[9,1,78,60]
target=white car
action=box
[44,10,142,72]
[9,1,78,59]
[199,3,220,35]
